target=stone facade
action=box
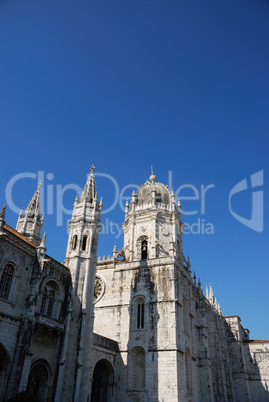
[0,169,268,401]
[0,217,70,401]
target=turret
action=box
[16,182,44,246]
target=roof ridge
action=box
[4,224,36,247]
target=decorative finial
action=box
[149,169,156,183]
[113,242,117,258]
[0,204,6,220]
[90,164,95,174]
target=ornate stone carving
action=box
[94,275,105,303]
[161,226,170,236]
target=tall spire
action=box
[65,164,102,264]
[25,181,42,217]
[63,167,102,401]
[80,164,96,202]
[16,182,44,246]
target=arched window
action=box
[0,265,14,299]
[130,347,146,390]
[82,235,87,251]
[185,347,192,392]
[133,297,146,330]
[72,235,77,250]
[39,281,60,319]
[141,240,147,260]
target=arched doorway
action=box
[0,343,9,400]
[91,359,114,402]
[27,360,51,401]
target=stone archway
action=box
[91,359,114,402]
[27,360,51,401]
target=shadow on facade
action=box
[126,260,159,402]
[90,333,121,402]
[225,322,269,402]
[1,251,70,402]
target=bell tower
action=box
[60,165,102,402]
[122,171,184,264]
[93,172,196,401]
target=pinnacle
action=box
[209,283,214,298]
[149,171,157,183]
[40,232,46,247]
[25,182,42,218]
[90,164,95,174]
[80,165,97,202]
[0,204,6,220]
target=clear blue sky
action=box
[0,0,268,339]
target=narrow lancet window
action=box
[72,235,77,250]
[131,347,146,389]
[137,302,145,329]
[40,288,47,314]
[82,235,87,251]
